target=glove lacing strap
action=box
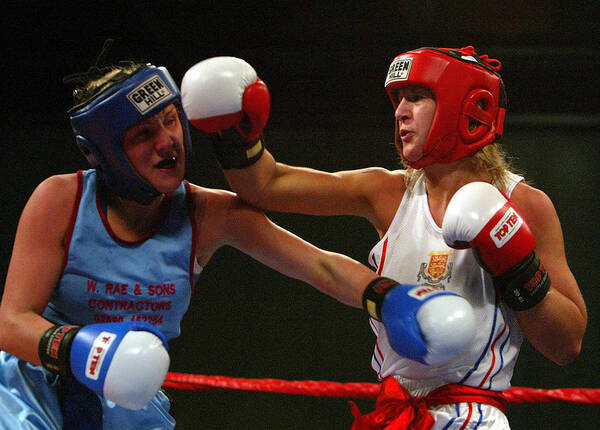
[362,277,398,321]
[210,127,264,169]
[492,251,551,311]
[38,325,81,376]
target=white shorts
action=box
[430,402,510,429]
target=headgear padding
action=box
[385,46,507,169]
[69,65,192,204]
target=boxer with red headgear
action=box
[186,46,586,429]
[384,46,507,168]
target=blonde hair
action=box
[403,143,520,192]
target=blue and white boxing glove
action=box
[363,277,476,366]
[39,322,170,410]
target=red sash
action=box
[350,377,507,430]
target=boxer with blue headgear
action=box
[1,40,410,430]
[67,61,192,204]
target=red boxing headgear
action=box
[385,46,507,169]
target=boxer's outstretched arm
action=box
[181,56,397,223]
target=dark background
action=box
[2,1,599,428]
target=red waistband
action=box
[350,377,507,430]
[420,381,507,412]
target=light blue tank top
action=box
[43,169,200,340]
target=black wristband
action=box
[210,127,264,169]
[362,277,398,320]
[38,324,81,376]
[493,252,551,311]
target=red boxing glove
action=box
[442,182,550,310]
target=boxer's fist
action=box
[181,56,270,140]
[39,322,170,410]
[442,182,535,275]
[363,278,476,366]
[181,57,270,169]
[442,182,550,310]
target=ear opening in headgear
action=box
[459,89,495,143]
[75,136,101,167]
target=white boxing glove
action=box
[181,57,270,169]
[102,330,170,410]
[416,293,477,366]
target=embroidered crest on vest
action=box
[417,251,453,287]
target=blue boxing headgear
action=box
[69,64,192,205]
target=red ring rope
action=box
[164,372,599,404]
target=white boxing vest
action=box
[368,172,525,396]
